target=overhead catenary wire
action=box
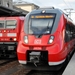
[62,0,71,8]
[62,0,75,11]
[62,0,75,18]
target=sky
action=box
[13,0,75,23]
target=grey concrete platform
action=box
[63,53,75,75]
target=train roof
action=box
[29,8,64,15]
[29,8,74,24]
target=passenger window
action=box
[65,23,75,42]
[65,24,71,42]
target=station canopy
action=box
[0,5,26,16]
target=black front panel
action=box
[0,42,17,55]
[26,50,48,65]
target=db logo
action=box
[34,39,41,44]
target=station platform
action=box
[63,53,75,75]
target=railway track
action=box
[25,63,67,75]
[0,59,29,75]
[0,59,16,66]
[26,70,57,75]
[0,59,19,75]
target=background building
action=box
[13,6,28,15]
[13,0,39,12]
[0,0,28,15]
[0,0,39,15]
[0,0,13,8]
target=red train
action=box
[17,8,75,70]
[0,16,24,58]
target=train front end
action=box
[0,17,24,58]
[17,9,67,70]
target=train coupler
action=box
[27,51,41,67]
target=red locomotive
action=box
[17,8,75,70]
[0,16,24,58]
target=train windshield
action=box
[28,14,55,35]
[0,20,17,29]
[0,20,4,28]
[6,20,17,29]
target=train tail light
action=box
[48,36,54,44]
[24,36,28,44]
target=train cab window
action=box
[0,20,4,28]
[6,20,17,29]
[28,14,55,35]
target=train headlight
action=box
[24,36,28,44]
[14,38,17,41]
[48,36,54,44]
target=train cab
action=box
[17,8,75,70]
